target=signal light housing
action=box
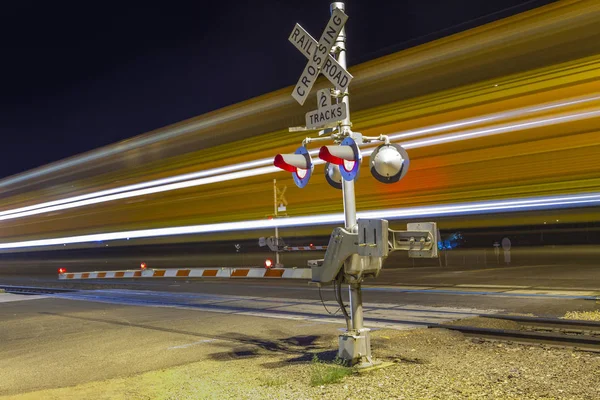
[369,143,410,184]
[140,262,147,270]
[319,137,361,181]
[273,146,313,188]
[264,258,273,269]
[324,162,342,189]
[58,268,67,274]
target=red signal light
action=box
[273,154,301,172]
[318,146,347,166]
[318,137,361,182]
[58,268,67,274]
[273,146,313,188]
[264,259,273,269]
[140,262,147,270]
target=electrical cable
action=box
[336,273,351,331]
[318,282,340,315]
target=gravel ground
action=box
[4,317,600,400]
[562,310,600,321]
[442,316,522,330]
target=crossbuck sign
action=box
[289,8,353,105]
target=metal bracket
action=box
[319,126,338,136]
[388,222,438,258]
[266,236,286,252]
[330,45,343,54]
[309,221,439,284]
[289,126,320,133]
[310,226,357,285]
[357,219,389,257]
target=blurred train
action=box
[0,0,599,262]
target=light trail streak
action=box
[0,166,282,221]
[1,94,600,222]
[0,192,599,250]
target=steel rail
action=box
[435,315,600,352]
[0,285,77,295]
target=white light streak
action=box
[0,166,281,221]
[400,109,600,150]
[1,94,599,222]
[0,157,276,218]
[0,192,598,250]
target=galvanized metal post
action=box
[331,1,372,368]
[332,2,357,233]
[273,179,281,267]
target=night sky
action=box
[0,0,555,179]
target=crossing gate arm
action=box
[284,245,328,251]
[58,267,313,280]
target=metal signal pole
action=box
[331,1,370,367]
[277,2,437,368]
[273,178,281,267]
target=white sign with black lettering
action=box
[317,89,331,109]
[290,8,348,105]
[289,24,353,94]
[305,102,347,129]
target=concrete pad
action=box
[455,284,531,289]
[535,286,600,291]
[393,284,445,289]
[52,289,489,330]
[0,293,44,303]
[431,287,507,293]
[504,289,600,296]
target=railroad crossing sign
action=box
[266,236,286,252]
[276,185,288,211]
[289,25,353,97]
[289,8,351,105]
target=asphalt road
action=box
[0,289,488,396]
[0,295,338,397]
[2,263,599,315]
[1,261,599,397]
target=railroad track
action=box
[437,314,600,352]
[0,285,77,295]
